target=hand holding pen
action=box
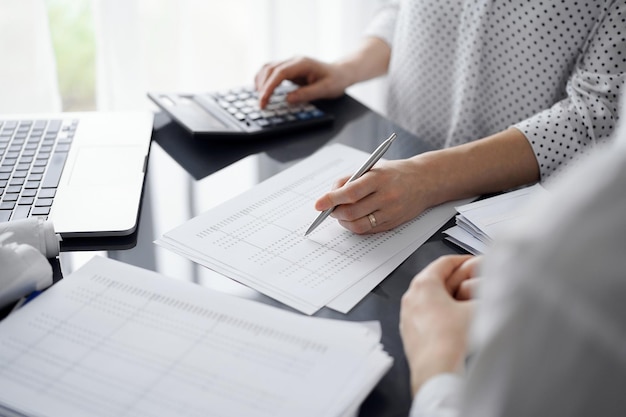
[305,132,397,236]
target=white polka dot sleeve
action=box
[363,1,399,47]
[361,1,625,182]
[514,1,626,180]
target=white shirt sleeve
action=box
[409,374,462,417]
[362,0,399,47]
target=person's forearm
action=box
[334,37,391,86]
[415,127,540,207]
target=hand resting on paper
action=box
[399,255,481,396]
[314,158,438,234]
[314,128,539,235]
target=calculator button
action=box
[245,98,258,108]
[270,116,286,125]
[265,103,281,111]
[256,119,271,128]
[261,110,276,118]
[289,106,304,114]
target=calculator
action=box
[148,82,334,139]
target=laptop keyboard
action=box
[0,119,77,223]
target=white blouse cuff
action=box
[409,373,463,417]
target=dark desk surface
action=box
[44,95,466,417]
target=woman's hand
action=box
[255,56,351,109]
[314,156,439,234]
[255,37,392,109]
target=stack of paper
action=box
[444,184,546,254]
[156,144,471,315]
[0,256,392,417]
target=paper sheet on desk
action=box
[444,184,547,254]
[0,256,392,417]
[157,144,472,314]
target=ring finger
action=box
[339,209,384,235]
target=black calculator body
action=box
[148,83,334,139]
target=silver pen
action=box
[304,132,397,236]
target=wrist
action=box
[410,128,539,208]
[408,150,462,208]
[329,60,359,91]
[409,346,465,397]
[334,36,390,86]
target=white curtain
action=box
[0,0,61,113]
[91,0,387,113]
[0,0,386,114]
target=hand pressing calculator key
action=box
[148,82,334,139]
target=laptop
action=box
[0,112,154,238]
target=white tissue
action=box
[0,218,60,258]
[0,218,58,308]
[0,241,53,308]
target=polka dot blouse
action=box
[366,0,626,179]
